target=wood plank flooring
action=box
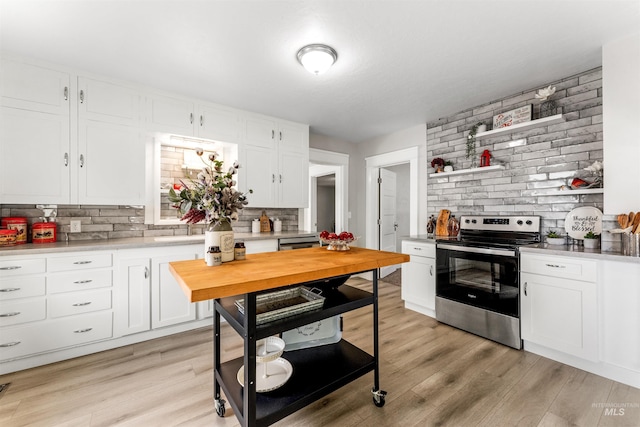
[1,278,638,426]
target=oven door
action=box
[436,244,519,317]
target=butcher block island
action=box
[169,247,408,427]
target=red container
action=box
[0,229,18,246]
[32,222,57,244]
[1,217,28,244]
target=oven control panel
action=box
[459,215,540,233]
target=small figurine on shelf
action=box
[480,149,491,167]
[426,215,436,235]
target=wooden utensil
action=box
[619,214,629,229]
[633,213,640,234]
[436,209,450,236]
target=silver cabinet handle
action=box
[72,302,91,307]
[79,89,85,103]
[545,264,566,268]
[0,266,21,271]
[272,129,275,139]
[190,113,193,124]
[73,260,92,265]
[524,282,528,296]
[144,267,149,279]
[0,288,20,292]
[79,154,85,168]
[413,247,423,251]
[74,328,93,333]
[0,312,20,317]
[272,174,275,183]
[0,342,20,348]
[429,265,433,276]
[279,174,282,183]
[279,131,282,141]
[64,86,69,101]
[200,115,203,126]
[73,279,93,284]
[64,152,69,167]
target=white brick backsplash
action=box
[427,67,603,235]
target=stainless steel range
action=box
[435,215,541,349]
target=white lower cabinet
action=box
[401,240,436,317]
[520,254,598,362]
[151,252,198,328]
[117,257,151,336]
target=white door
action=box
[379,168,397,278]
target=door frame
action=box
[301,148,349,233]
[365,146,419,250]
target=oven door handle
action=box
[437,243,516,257]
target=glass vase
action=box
[205,219,235,262]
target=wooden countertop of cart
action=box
[169,246,410,302]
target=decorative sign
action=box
[564,206,603,239]
[493,105,532,129]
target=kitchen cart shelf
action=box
[429,164,505,178]
[218,339,375,427]
[216,283,374,340]
[475,114,565,140]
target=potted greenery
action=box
[546,230,565,245]
[444,160,454,172]
[583,231,600,249]
[466,122,486,159]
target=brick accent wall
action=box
[0,205,299,241]
[426,67,618,238]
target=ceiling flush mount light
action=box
[296,44,338,75]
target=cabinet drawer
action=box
[47,253,112,272]
[0,276,46,300]
[0,258,46,277]
[48,289,112,318]
[48,270,112,293]
[401,240,435,257]
[0,297,46,326]
[0,311,113,361]
[520,254,597,282]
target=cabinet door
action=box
[245,115,277,149]
[278,121,308,153]
[196,104,241,143]
[521,272,598,361]
[77,120,145,205]
[117,257,151,336]
[0,106,71,204]
[241,144,277,207]
[78,77,140,126]
[600,261,640,372]
[278,149,309,208]
[151,253,198,329]
[1,58,71,115]
[146,94,195,136]
[401,255,435,312]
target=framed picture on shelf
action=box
[493,104,532,128]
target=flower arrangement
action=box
[466,122,485,159]
[167,149,251,225]
[583,160,603,186]
[431,157,445,169]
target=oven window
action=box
[450,258,503,293]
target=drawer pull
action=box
[73,328,93,333]
[73,279,93,284]
[413,247,422,251]
[72,302,92,307]
[430,265,433,276]
[0,288,21,292]
[0,341,21,348]
[0,266,21,271]
[545,264,566,268]
[0,312,20,317]
[73,261,93,265]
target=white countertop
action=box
[402,235,640,264]
[0,230,317,256]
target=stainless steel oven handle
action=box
[437,243,516,257]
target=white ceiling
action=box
[1,0,639,143]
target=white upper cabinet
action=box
[0,57,145,205]
[146,93,241,143]
[240,114,309,208]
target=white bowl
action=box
[256,336,285,363]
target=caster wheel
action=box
[215,399,226,417]
[372,395,386,407]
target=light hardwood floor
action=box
[1,278,638,427]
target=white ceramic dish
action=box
[237,357,293,392]
[564,206,603,239]
[256,336,285,363]
[282,316,342,351]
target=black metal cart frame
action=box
[211,269,384,426]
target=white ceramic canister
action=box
[252,219,260,233]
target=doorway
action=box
[316,173,336,232]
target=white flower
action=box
[535,85,556,101]
[584,160,603,173]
